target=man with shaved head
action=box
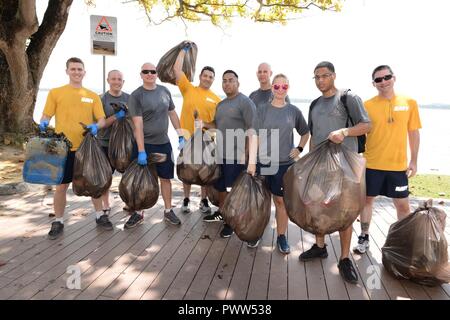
[127,62,184,228]
[249,63,273,109]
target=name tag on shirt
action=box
[81,97,94,103]
[393,105,409,112]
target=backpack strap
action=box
[339,89,354,127]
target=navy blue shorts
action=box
[132,142,174,179]
[214,160,246,192]
[101,146,116,174]
[366,168,409,198]
[258,163,292,197]
[61,151,76,184]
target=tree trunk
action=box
[0,0,73,142]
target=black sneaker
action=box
[299,244,328,261]
[181,197,191,213]
[247,238,261,248]
[203,210,223,222]
[124,212,143,229]
[48,221,64,240]
[96,214,113,231]
[199,198,211,214]
[220,224,234,238]
[338,258,358,284]
[164,209,181,225]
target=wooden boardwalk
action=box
[0,178,449,300]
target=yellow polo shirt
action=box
[177,73,220,138]
[43,85,105,151]
[364,95,422,171]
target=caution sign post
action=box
[90,15,117,56]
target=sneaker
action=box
[338,258,359,284]
[48,221,64,240]
[277,234,291,254]
[220,224,234,238]
[96,214,113,231]
[353,234,370,254]
[299,244,328,261]
[203,211,223,222]
[199,198,211,214]
[181,198,191,213]
[164,209,181,225]
[247,238,261,248]
[124,212,143,229]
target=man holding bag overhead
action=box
[127,62,184,228]
[300,61,371,284]
[39,57,106,240]
[172,41,221,214]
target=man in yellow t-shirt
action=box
[40,57,107,240]
[172,42,221,214]
[353,65,422,255]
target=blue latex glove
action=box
[137,151,148,166]
[115,109,126,120]
[182,42,191,52]
[39,119,49,132]
[178,136,186,150]
[86,123,98,135]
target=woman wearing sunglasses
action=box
[248,74,310,253]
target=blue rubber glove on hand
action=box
[115,109,126,120]
[39,120,49,132]
[86,123,98,136]
[178,136,186,150]
[137,151,148,166]
[182,42,191,52]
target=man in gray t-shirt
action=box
[126,62,184,228]
[300,61,371,285]
[249,63,290,108]
[202,70,257,239]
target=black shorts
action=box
[132,142,174,179]
[366,168,409,198]
[61,151,76,184]
[101,146,116,174]
[214,160,246,192]
[257,163,292,197]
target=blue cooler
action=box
[23,137,68,185]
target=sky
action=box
[37,0,450,104]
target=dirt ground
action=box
[0,143,25,184]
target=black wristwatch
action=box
[296,146,303,153]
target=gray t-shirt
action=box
[97,91,130,147]
[255,102,309,165]
[128,85,175,145]
[214,93,256,161]
[309,90,370,152]
[249,88,290,109]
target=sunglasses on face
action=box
[273,84,289,91]
[373,74,393,83]
[141,69,157,75]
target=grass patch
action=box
[409,174,450,199]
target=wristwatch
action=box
[341,128,349,137]
[296,146,303,152]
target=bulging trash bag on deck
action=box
[206,185,220,207]
[108,103,135,173]
[382,200,450,286]
[119,153,167,212]
[156,41,198,85]
[283,141,366,235]
[177,129,220,186]
[222,172,271,242]
[73,132,112,199]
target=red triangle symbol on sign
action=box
[96,17,113,32]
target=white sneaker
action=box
[353,234,370,254]
[181,198,190,213]
[199,198,211,214]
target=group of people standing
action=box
[39,42,421,285]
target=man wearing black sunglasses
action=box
[126,62,184,228]
[172,41,221,215]
[353,65,422,255]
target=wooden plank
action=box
[246,216,275,300]
[301,230,328,299]
[286,223,308,300]
[141,216,221,300]
[204,233,242,300]
[267,217,288,300]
